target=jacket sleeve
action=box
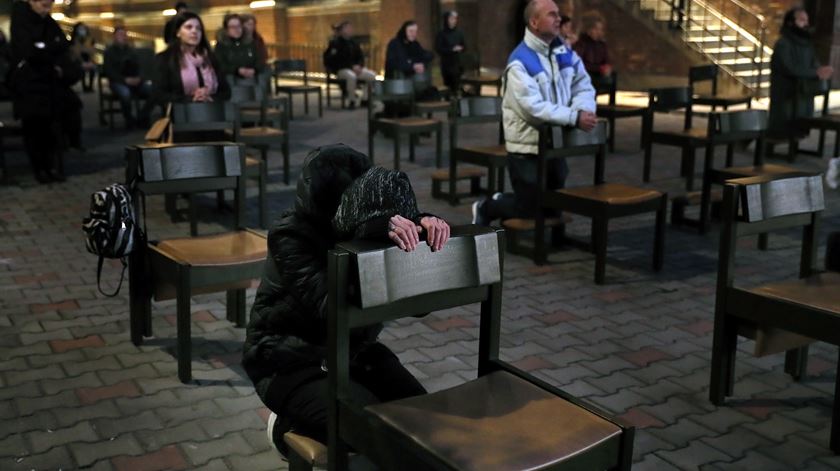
[568,53,597,114]
[151,54,189,105]
[505,63,579,127]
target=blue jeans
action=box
[110,81,152,124]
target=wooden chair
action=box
[412,70,450,118]
[170,101,270,229]
[689,64,752,111]
[125,142,267,383]
[697,109,802,234]
[368,79,443,170]
[460,51,502,97]
[439,96,506,205]
[643,87,709,190]
[593,72,647,153]
[286,225,633,471]
[708,174,840,453]
[532,122,666,283]
[273,59,323,119]
[325,72,351,109]
[222,87,292,185]
[793,79,837,159]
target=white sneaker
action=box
[266,411,278,450]
[826,157,840,190]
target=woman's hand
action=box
[388,215,421,252]
[238,67,256,79]
[192,87,212,102]
[419,216,450,252]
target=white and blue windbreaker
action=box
[502,28,596,154]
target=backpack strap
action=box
[96,256,127,298]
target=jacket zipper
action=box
[548,50,558,104]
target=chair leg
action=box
[448,156,458,206]
[784,346,809,381]
[758,233,769,251]
[318,89,323,118]
[368,128,375,164]
[709,315,737,405]
[498,167,506,193]
[593,217,608,284]
[435,126,443,168]
[818,129,826,157]
[226,289,247,328]
[280,141,289,186]
[176,266,192,383]
[831,348,840,454]
[304,90,310,115]
[258,159,268,228]
[608,116,616,153]
[225,290,237,323]
[394,133,401,171]
[643,141,653,182]
[684,147,696,192]
[725,144,734,167]
[654,197,666,271]
[188,194,198,237]
[128,250,150,346]
[699,173,713,235]
[287,92,295,120]
[409,134,416,163]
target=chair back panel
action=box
[592,72,616,97]
[137,143,243,183]
[230,84,260,103]
[689,64,718,84]
[712,109,767,135]
[171,102,234,124]
[649,87,691,111]
[412,70,433,94]
[336,227,501,309]
[457,97,502,118]
[274,59,307,74]
[731,174,824,223]
[371,79,414,98]
[548,121,608,148]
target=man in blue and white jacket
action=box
[473,0,597,225]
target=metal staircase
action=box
[629,0,771,96]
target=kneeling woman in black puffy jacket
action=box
[242,144,450,455]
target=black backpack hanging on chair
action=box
[82,183,144,297]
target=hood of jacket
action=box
[294,144,372,228]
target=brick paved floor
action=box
[1,90,839,470]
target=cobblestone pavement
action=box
[1,89,840,471]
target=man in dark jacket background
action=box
[767,6,833,139]
[323,20,376,109]
[103,26,153,129]
[242,144,449,455]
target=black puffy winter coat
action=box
[243,145,384,405]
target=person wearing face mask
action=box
[9,0,72,183]
[384,20,434,80]
[214,13,266,84]
[767,6,833,140]
[435,11,465,95]
[152,11,230,106]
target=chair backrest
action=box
[170,102,236,138]
[460,51,480,75]
[126,142,246,233]
[274,59,307,74]
[412,70,433,95]
[718,174,823,286]
[707,109,766,142]
[648,87,693,129]
[540,122,608,184]
[450,97,504,148]
[593,72,617,105]
[689,64,718,92]
[370,79,414,99]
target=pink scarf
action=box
[180,51,219,98]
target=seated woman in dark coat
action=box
[242,144,450,455]
[213,13,266,85]
[152,11,230,106]
[385,20,434,79]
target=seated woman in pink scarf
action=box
[152,11,230,105]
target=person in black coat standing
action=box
[385,20,434,79]
[242,144,450,455]
[435,11,465,95]
[10,0,73,183]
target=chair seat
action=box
[458,144,507,158]
[502,215,571,231]
[748,272,840,315]
[277,85,321,92]
[557,183,663,205]
[284,432,328,467]
[365,371,622,471]
[240,108,283,120]
[377,117,440,128]
[597,104,647,117]
[715,164,801,180]
[416,101,451,113]
[155,230,267,266]
[799,114,840,127]
[237,126,285,137]
[461,74,501,84]
[431,167,485,181]
[693,94,752,106]
[655,127,708,140]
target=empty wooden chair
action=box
[438,96,506,205]
[594,72,647,152]
[697,109,802,234]
[368,79,443,170]
[273,59,323,119]
[531,122,666,283]
[286,225,633,470]
[689,64,752,111]
[125,142,267,383]
[709,174,840,453]
[413,70,450,118]
[643,87,709,190]
[460,51,502,97]
[793,79,837,159]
